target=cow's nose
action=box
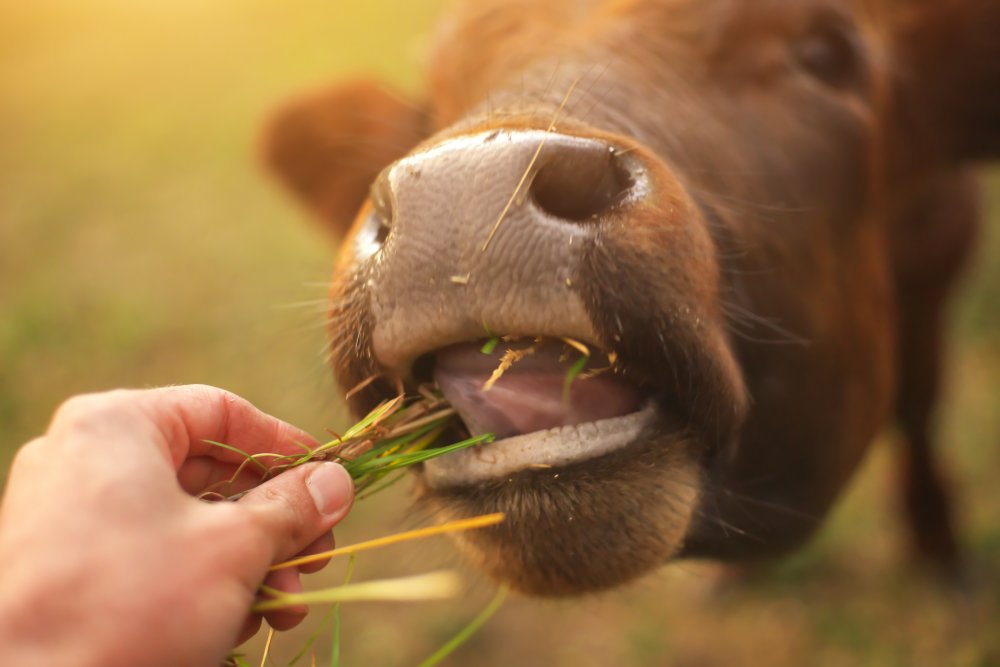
[369,130,647,248]
[362,129,649,369]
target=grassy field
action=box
[1,2,997,665]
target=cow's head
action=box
[263,0,999,596]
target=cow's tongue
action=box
[433,341,644,440]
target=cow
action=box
[262,0,1000,596]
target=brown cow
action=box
[263,0,1000,596]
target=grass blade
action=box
[417,586,509,667]
[345,433,494,478]
[355,469,408,501]
[562,353,589,402]
[202,440,270,474]
[331,554,356,667]
[287,607,334,667]
[339,396,403,441]
[288,554,357,667]
[259,627,274,667]
[252,572,461,612]
[270,513,505,571]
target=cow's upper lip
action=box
[405,337,660,487]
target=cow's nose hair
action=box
[529,140,635,223]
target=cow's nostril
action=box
[373,212,390,246]
[369,169,395,247]
[530,144,634,223]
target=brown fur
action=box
[263,0,999,594]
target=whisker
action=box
[687,186,815,215]
[270,298,334,310]
[575,61,616,124]
[717,485,820,523]
[721,302,810,347]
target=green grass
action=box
[1,1,998,665]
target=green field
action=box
[1,2,997,665]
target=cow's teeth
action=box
[423,401,657,487]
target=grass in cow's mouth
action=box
[480,336,501,355]
[482,345,537,391]
[203,393,507,667]
[558,337,597,400]
[478,334,617,402]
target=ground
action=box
[0,1,997,665]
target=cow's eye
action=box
[793,24,863,91]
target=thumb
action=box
[237,462,354,562]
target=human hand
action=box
[0,385,354,667]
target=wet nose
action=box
[360,129,649,369]
[370,130,643,246]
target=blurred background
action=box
[1,1,997,665]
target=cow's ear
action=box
[890,1,1000,165]
[261,79,428,237]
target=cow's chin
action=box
[412,410,704,597]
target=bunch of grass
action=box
[208,389,508,667]
[203,386,493,503]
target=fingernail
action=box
[306,463,354,517]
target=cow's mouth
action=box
[392,334,705,597]
[406,337,661,487]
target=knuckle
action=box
[270,488,307,539]
[184,384,236,404]
[209,475,321,561]
[203,503,274,568]
[50,390,132,434]
[216,503,265,546]
[253,485,311,547]
[188,383,243,409]
[10,436,49,470]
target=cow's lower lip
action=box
[421,400,657,487]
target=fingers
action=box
[48,385,319,472]
[236,615,263,647]
[234,529,337,644]
[140,385,320,467]
[177,457,273,497]
[295,532,336,575]
[236,570,309,646]
[237,462,354,563]
[260,568,308,631]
